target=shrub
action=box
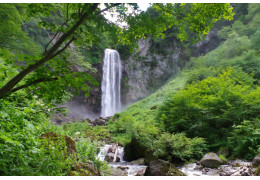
[108,115,159,147]
[153,133,207,163]
[75,138,111,175]
[0,95,73,175]
[158,68,259,156]
[228,118,260,160]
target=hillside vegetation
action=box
[108,3,260,162]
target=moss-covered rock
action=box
[129,158,145,165]
[144,159,186,176]
[68,162,100,176]
[200,152,222,168]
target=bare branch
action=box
[50,37,76,59]
[45,31,60,53]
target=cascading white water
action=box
[97,144,147,176]
[101,49,122,117]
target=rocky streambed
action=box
[97,144,259,176]
[178,160,254,176]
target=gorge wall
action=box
[52,28,222,124]
[121,27,222,105]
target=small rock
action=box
[117,166,129,170]
[107,146,114,153]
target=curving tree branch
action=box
[0,3,122,99]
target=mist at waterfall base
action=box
[101,49,122,117]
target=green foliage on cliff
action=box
[110,4,260,162]
[158,68,260,156]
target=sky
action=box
[138,2,151,11]
[100,3,151,28]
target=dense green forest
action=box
[0,3,259,176]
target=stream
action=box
[97,144,255,176]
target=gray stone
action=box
[129,158,145,165]
[252,153,260,168]
[200,152,222,168]
[232,159,252,167]
[111,166,128,176]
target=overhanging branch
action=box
[10,77,59,93]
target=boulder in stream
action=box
[105,152,120,162]
[200,152,222,168]
[145,159,186,176]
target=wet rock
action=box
[252,153,260,168]
[179,160,255,176]
[105,152,120,162]
[200,152,222,168]
[232,159,252,167]
[145,159,186,176]
[204,168,219,176]
[91,116,111,126]
[129,158,145,165]
[117,166,129,171]
[111,166,128,176]
[107,146,114,153]
[134,167,147,176]
[230,166,253,176]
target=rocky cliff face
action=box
[121,39,182,105]
[121,28,222,105]
[52,29,221,124]
[52,63,102,124]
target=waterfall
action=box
[101,49,122,117]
